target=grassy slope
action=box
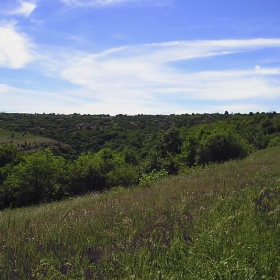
[0,146,280,279]
[0,128,57,149]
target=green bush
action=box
[268,136,280,147]
[3,149,66,207]
[180,122,250,167]
[195,131,249,165]
[139,169,168,187]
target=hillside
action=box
[1,111,280,209]
[0,127,59,152]
[1,146,280,279]
[1,112,280,159]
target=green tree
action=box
[69,148,136,194]
[180,122,249,167]
[268,136,280,147]
[0,145,24,208]
[144,148,165,173]
[95,148,124,175]
[179,134,199,167]
[122,147,139,165]
[159,128,182,158]
[195,130,249,165]
[3,149,66,207]
[0,144,23,168]
[69,152,104,195]
[106,164,139,188]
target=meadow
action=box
[0,128,56,151]
[0,146,280,279]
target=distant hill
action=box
[0,111,279,160]
[0,127,58,151]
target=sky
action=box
[1,0,280,115]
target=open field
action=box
[0,128,58,151]
[0,146,280,279]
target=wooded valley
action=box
[0,111,280,208]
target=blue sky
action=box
[1,0,280,115]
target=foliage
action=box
[0,112,280,208]
[0,144,24,188]
[139,169,169,187]
[144,148,165,173]
[1,112,279,160]
[180,122,250,166]
[0,147,280,279]
[106,164,139,188]
[3,149,66,207]
[68,148,140,196]
[158,128,182,157]
[0,144,23,168]
[68,152,104,195]
[195,129,249,165]
[268,135,280,147]
[122,146,139,165]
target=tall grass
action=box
[1,146,280,279]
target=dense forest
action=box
[1,111,280,209]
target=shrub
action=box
[139,169,168,188]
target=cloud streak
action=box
[60,0,168,7]
[2,38,280,115]
[0,23,34,69]
[9,1,36,17]
[59,39,280,112]
[0,83,83,113]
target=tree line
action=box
[1,111,279,160]
[1,112,280,209]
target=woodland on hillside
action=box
[0,111,280,209]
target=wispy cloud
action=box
[0,23,34,69]
[9,0,36,17]
[60,0,169,7]
[59,39,280,111]
[0,83,81,113]
[3,38,280,114]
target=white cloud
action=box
[3,38,280,115]
[0,23,34,68]
[60,39,280,107]
[9,1,36,17]
[214,103,271,115]
[255,65,261,72]
[0,83,187,115]
[60,0,169,7]
[0,84,82,113]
